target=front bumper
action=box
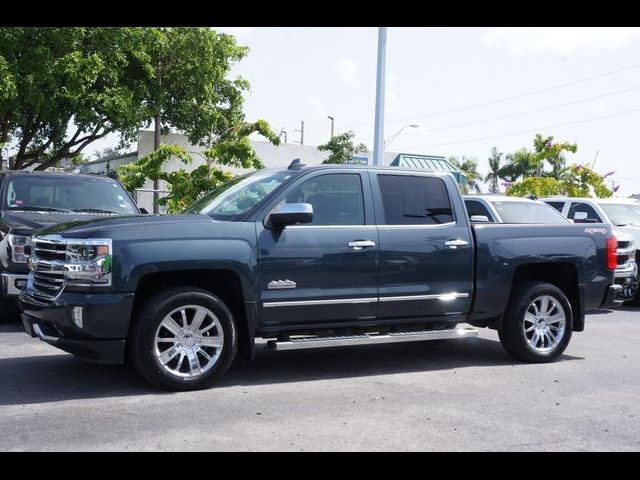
[1,273,29,297]
[601,284,624,309]
[19,289,135,364]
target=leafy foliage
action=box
[0,27,252,170]
[449,156,481,193]
[318,131,368,164]
[484,147,503,194]
[118,120,280,213]
[506,164,613,199]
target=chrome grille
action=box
[31,261,66,300]
[30,239,67,300]
[33,239,66,261]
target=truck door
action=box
[257,171,379,327]
[371,172,474,321]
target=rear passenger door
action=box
[372,172,474,322]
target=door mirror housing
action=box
[269,203,313,228]
[469,215,490,223]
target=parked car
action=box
[1,171,142,318]
[463,195,571,224]
[20,164,621,390]
[541,197,640,305]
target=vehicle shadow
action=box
[0,337,582,406]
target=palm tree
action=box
[484,147,503,194]
[449,156,481,193]
[498,148,539,182]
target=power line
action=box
[413,107,640,149]
[306,59,640,133]
[400,84,640,136]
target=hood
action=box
[0,210,123,236]
[34,213,244,243]
[613,225,640,249]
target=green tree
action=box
[318,131,368,164]
[506,164,613,199]
[532,134,577,179]
[118,120,280,213]
[484,147,503,194]
[498,148,539,182]
[449,156,481,193]
[0,27,256,171]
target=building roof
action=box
[389,153,467,185]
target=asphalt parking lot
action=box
[0,307,639,451]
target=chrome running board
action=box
[267,327,478,351]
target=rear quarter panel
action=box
[470,223,614,322]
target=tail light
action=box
[607,235,618,271]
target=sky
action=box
[94,27,640,196]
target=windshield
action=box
[4,175,138,215]
[185,170,295,220]
[600,203,640,227]
[492,200,569,224]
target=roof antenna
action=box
[288,158,305,170]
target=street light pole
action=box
[327,116,335,139]
[372,27,387,166]
[384,124,420,149]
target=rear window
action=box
[377,175,453,225]
[4,175,137,215]
[492,201,569,224]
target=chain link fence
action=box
[134,188,170,214]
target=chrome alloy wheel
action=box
[523,295,566,354]
[154,305,224,378]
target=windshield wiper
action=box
[71,208,119,214]
[10,206,71,213]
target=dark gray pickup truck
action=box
[19,164,622,390]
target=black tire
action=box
[129,287,237,391]
[623,275,640,306]
[498,282,573,363]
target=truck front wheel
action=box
[129,287,237,391]
[499,282,573,363]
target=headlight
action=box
[8,234,32,263]
[29,236,113,289]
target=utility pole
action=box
[372,27,387,166]
[153,111,161,214]
[295,120,305,145]
[327,116,335,139]
[280,129,287,143]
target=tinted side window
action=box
[464,200,493,220]
[568,202,601,223]
[378,175,453,225]
[284,173,364,225]
[545,201,565,213]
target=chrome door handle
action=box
[444,239,469,248]
[348,240,376,250]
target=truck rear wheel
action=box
[129,287,237,391]
[498,282,572,363]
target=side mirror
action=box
[470,215,490,223]
[139,207,149,215]
[269,203,313,228]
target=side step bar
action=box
[267,327,478,351]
